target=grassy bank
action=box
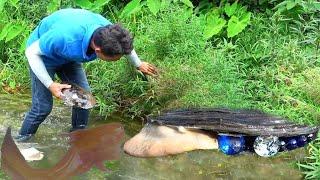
[0,1,319,178]
[89,8,320,178]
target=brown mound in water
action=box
[149,108,319,137]
[1,123,124,180]
[124,123,218,157]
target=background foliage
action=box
[0,0,319,178]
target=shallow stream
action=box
[0,94,306,179]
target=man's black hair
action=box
[92,24,133,56]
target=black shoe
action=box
[14,134,33,142]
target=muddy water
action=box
[0,94,306,179]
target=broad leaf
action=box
[203,15,226,39]
[241,12,251,24]
[147,0,160,16]
[302,1,320,12]
[75,0,93,9]
[93,0,111,7]
[273,0,288,8]
[286,1,297,10]
[180,0,193,8]
[227,12,251,38]
[91,0,111,12]
[120,0,141,18]
[5,24,24,42]
[234,5,248,18]
[224,2,238,17]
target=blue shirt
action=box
[27,8,111,67]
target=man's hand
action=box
[48,82,71,99]
[138,62,157,76]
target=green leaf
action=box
[273,1,287,10]
[47,0,60,14]
[274,6,286,15]
[93,0,111,7]
[120,0,141,18]
[0,22,12,41]
[92,0,111,10]
[241,12,251,23]
[224,2,238,17]
[0,0,7,12]
[180,0,193,8]
[75,0,93,9]
[303,1,320,12]
[227,12,251,38]
[147,0,160,16]
[286,1,297,10]
[203,15,226,39]
[5,24,24,42]
[234,5,248,18]
[210,7,222,16]
[90,0,111,12]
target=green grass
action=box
[298,138,320,179]
[0,2,319,178]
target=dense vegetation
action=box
[0,0,319,178]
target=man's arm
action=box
[25,40,70,98]
[125,49,142,68]
[25,40,53,88]
[125,49,157,76]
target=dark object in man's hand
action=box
[61,84,96,109]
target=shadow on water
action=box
[1,124,124,179]
[0,94,306,180]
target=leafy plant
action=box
[120,0,193,18]
[204,1,251,39]
[119,0,251,39]
[74,0,112,13]
[226,12,251,38]
[273,0,320,16]
[203,15,226,39]
[0,0,30,51]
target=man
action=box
[15,8,156,142]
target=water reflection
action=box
[1,123,124,179]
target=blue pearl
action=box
[296,135,307,147]
[218,134,245,155]
[286,138,298,150]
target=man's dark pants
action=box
[19,62,90,135]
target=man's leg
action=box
[16,67,56,142]
[57,62,91,131]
